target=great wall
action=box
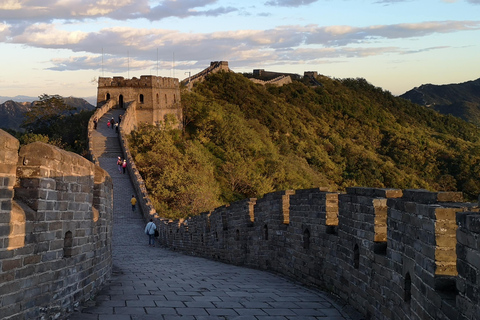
[1,61,479,319]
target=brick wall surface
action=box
[144,185,480,320]
[0,131,113,320]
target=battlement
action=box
[152,186,480,320]
[98,75,179,89]
[0,129,113,319]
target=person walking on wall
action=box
[110,117,115,130]
[93,117,98,129]
[131,195,137,212]
[107,120,111,129]
[122,159,127,174]
[145,219,156,247]
[116,156,122,173]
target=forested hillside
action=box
[129,72,480,219]
[4,94,94,156]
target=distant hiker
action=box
[115,122,119,133]
[107,120,111,128]
[118,114,122,124]
[122,159,127,174]
[116,156,122,173]
[131,195,137,212]
[145,218,156,247]
[110,117,115,129]
[93,117,98,129]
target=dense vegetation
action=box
[6,94,93,156]
[129,72,480,220]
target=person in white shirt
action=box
[145,219,157,247]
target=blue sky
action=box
[0,0,479,100]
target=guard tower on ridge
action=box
[97,75,182,128]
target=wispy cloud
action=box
[7,19,472,72]
[0,0,236,23]
[264,0,318,7]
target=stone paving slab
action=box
[67,109,363,320]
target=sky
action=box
[0,0,479,101]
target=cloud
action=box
[0,0,236,23]
[12,23,88,46]
[305,21,480,46]
[264,0,318,7]
[5,19,479,73]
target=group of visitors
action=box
[107,117,119,132]
[93,114,123,133]
[116,156,128,174]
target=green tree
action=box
[22,94,76,133]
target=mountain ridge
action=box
[400,78,480,126]
[0,97,95,131]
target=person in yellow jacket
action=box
[131,195,137,212]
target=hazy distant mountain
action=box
[0,97,95,131]
[400,78,480,126]
[0,101,31,131]
[0,95,97,105]
[0,95,37,104]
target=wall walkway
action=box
[69,108,360,319]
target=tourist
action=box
[131,195,137,212]
[116,156,122,173]
[144,219,156,247]
[118,114,122,124]
[122,159,127,174]
[110,117,115,130]
[107,120,110,129]
[93,117,98,129]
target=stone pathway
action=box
[67,109,362,320]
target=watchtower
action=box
[97,75,182,127]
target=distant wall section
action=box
[97,75,182,128]
[182,61,230,90]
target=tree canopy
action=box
[130,72,480,220]
[16,94,93,155]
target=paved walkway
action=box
[68,109,361,320]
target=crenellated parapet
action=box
[153,186,480,320]
[0,129,113,320]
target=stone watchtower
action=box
[97,75,182,127]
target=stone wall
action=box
[456,211,480,319]
[153,186,480,320]
[182,61,231,90]
[117,100,160,223]
[0,130,113,320]
[97,75,182,128]
[249,75,293,87]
